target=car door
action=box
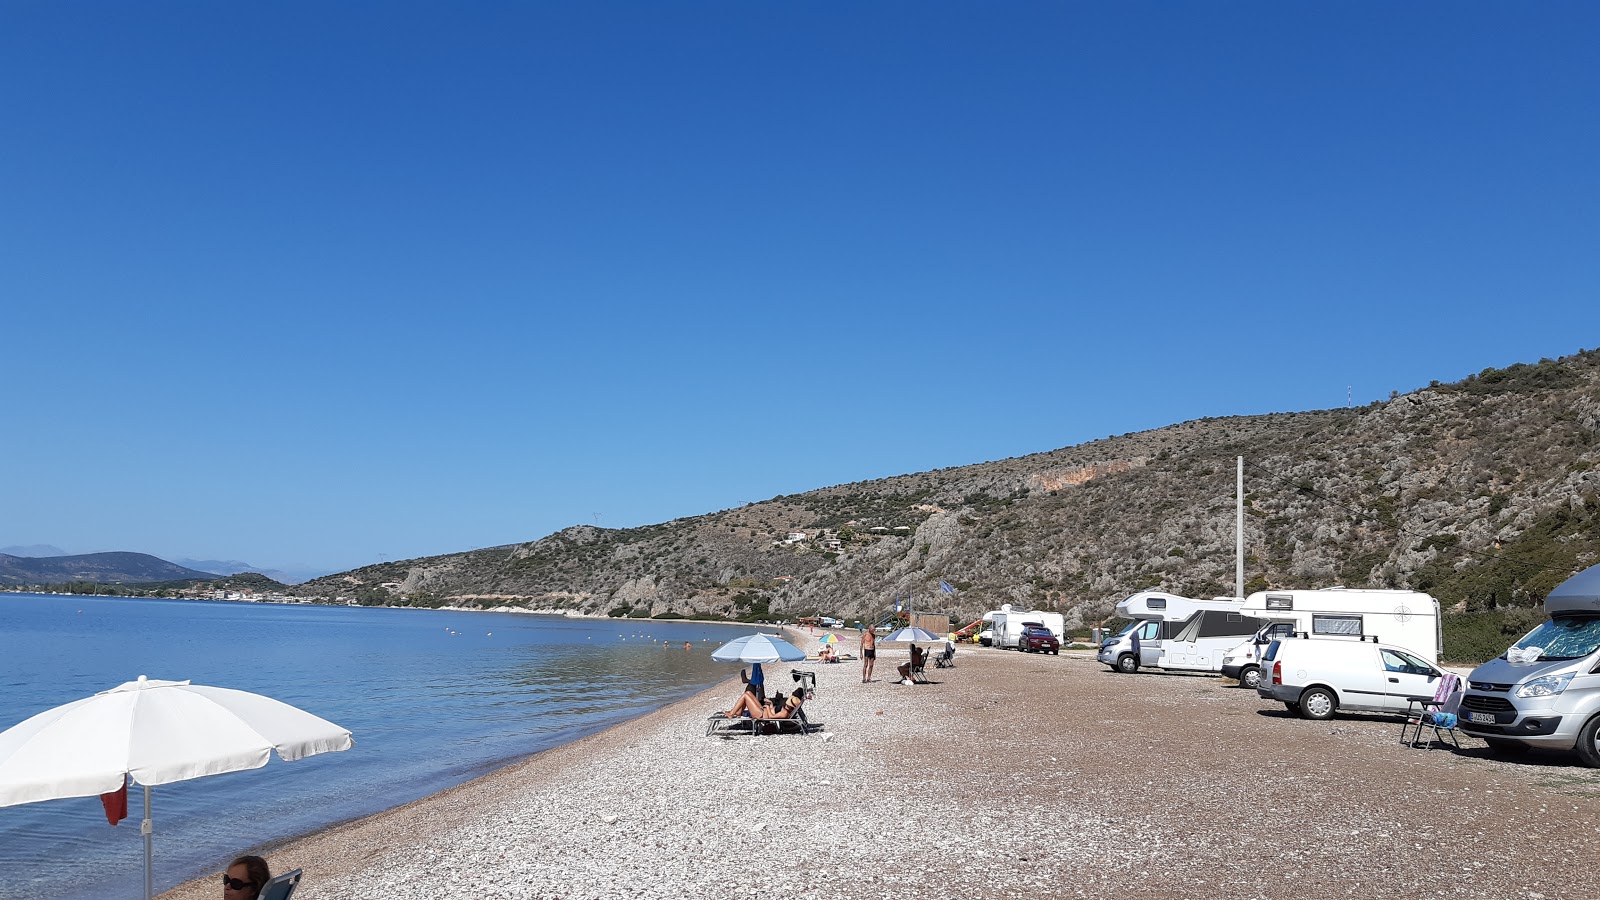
[1379,648,1442,711]
[1138,620,1161,667]
[1334,645,1394,713]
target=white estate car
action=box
[1256,635,1450,720]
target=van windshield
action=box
[1511,615,1600,661]
[1112,619,1143,638]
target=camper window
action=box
[1195,613,1262,639]
[1147,598,1167,609]
[1312,614,1362,636]
[1266,595,1293,611]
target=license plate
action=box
[1467,712,1495,724]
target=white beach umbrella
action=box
[883,626,941,643]
[0,675,353,900]
[710,633,806,664]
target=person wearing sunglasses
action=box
[222,855,271,900]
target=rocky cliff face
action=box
[295,350,1600,623]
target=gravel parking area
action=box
[161,645,1600,899]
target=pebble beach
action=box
[159,645,1600,900]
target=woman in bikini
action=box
[725,686,805,720]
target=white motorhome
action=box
[1097,591,1249,673]
[1218,588,1443,689]
[983,606,1065,649]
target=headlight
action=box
[1516,673,1575,698]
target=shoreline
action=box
[157,625,817,899]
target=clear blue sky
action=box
[3,2,1595,576]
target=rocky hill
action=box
[294,350,1600,627]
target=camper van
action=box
[1218,588,1443,689]
[984,606,1065,650]
[1097,591,1248,673]
[1458,563,1600,766]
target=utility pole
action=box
[1236,456,1245,599]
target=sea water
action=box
[0,593,758,900]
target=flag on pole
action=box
[939,580,956,594]
[894,597,902,612]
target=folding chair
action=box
[934,644,956,669]
[1400,672,1462,750]
[259,869,303,900]
[790,668,817,698]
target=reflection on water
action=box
[0,594,758,900]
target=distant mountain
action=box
[0,544,68,558]
[293,349,1600,626]
[171,558,324,584]
[0,552,220,586]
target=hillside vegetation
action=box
[293,350,1600,636]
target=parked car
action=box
[977,628,994,647]
[1018,625,1060,655]
[1256,635,1451,720]
[1458,562,1600,765]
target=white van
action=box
[1096,591,1245,673]
[984,606,1064,649]
[1219,588,1444,689]
[1256,635,1453,720]
[1458,563,1600,765]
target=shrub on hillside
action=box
[1441,608,1546,665]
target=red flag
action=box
[100,780,128,826]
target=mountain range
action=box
[286,349,1600,626]
[0,552,220,587]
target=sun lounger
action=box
[258,869,303,900]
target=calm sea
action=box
[0,593,757,900]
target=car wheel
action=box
[1576,717,1600,768]
[1116,654,1139,674]
[1483,737,1531,756]
[1052,648,1059,655]
[1239,666,1261,690]
[1299,687,1336,720]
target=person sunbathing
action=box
[222,855,271,900]
[725,686,805,720]
[723,682,765,718]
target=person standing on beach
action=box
[861,626,877,682]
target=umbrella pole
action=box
[143,784,153,900]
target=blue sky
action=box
[3,2,1596,577]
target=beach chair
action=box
[1400,672,1462,750]
[258,869,303,900]
[934,644,956,669]
[706,705,813,738]
[790,668,817,698]
[909,649,930,683]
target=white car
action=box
[1256,635,1451,720]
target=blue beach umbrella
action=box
[710,633,806,664]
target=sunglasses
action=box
[222,875,256,891]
